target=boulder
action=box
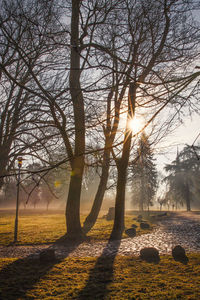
[140,247,160,263]
[158,212,167,217]
[39,249,56,263]
[131,224,138,228]
[137,215,143,221]
[140,222,150,229]
[125,228,136,237]
[172,245,188,263]
[106,207,115,220]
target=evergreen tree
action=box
[131,133,158,211]
[164,145,200,211]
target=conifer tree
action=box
[131,133,158,211]
[165,145,200,211]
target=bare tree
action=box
[108,0,200,239]
[1,0,199,241]
[0,0,65,189]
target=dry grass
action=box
[0,254,200,299]
[0,210,199,299]
[0,209,152,245]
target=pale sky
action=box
[155,112,200,173]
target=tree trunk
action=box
[83,151,110,233]
[0,177,4,191]
[110,161,127,240]
[139,177,144,212]
[0,147,10,190]
[66,157,84,239]
[65,0,85,239]
[139,145,144,212]
[175,201,178,210]
[83,77,129,233]
[110,83,136,240]
[185,182,191,211]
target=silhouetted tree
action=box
[165,145,200,211]
[109,0,200,239]
[1,0,200,241]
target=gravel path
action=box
[1,212,200,259]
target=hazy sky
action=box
[155,112,199,173]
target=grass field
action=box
[0,255,200,299]
[1,210,200,299]
[0,209,152,245]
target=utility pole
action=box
[14,157,22,243]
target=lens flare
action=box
[128,117,143,134]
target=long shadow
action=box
[0,235,83,299]
[76,237,121,300]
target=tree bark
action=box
[110,83,136,240]
[0,144,12,190]
[66,157,84,238]
[0,166,6,191]
[110,160,128,240]
[185,182,191,211]
[83,149,110,233]
[65,0,85,239]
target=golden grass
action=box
[0,255,200,299]
[0,210,152,245]
[0,210,199,299]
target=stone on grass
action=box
[39,249,56,263]
[137,215,143,221]
[140,222,150,229]
[140,247,160,263]
[125,227,136,237]
[131,224,138,228]
[159,212,167,217]
[172,245,188,263]
[106,207,115,221]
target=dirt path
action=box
[1,212,200,258]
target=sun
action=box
[128,117,144,134]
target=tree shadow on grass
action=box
[76,237,121,300]
[0,235,83,300]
